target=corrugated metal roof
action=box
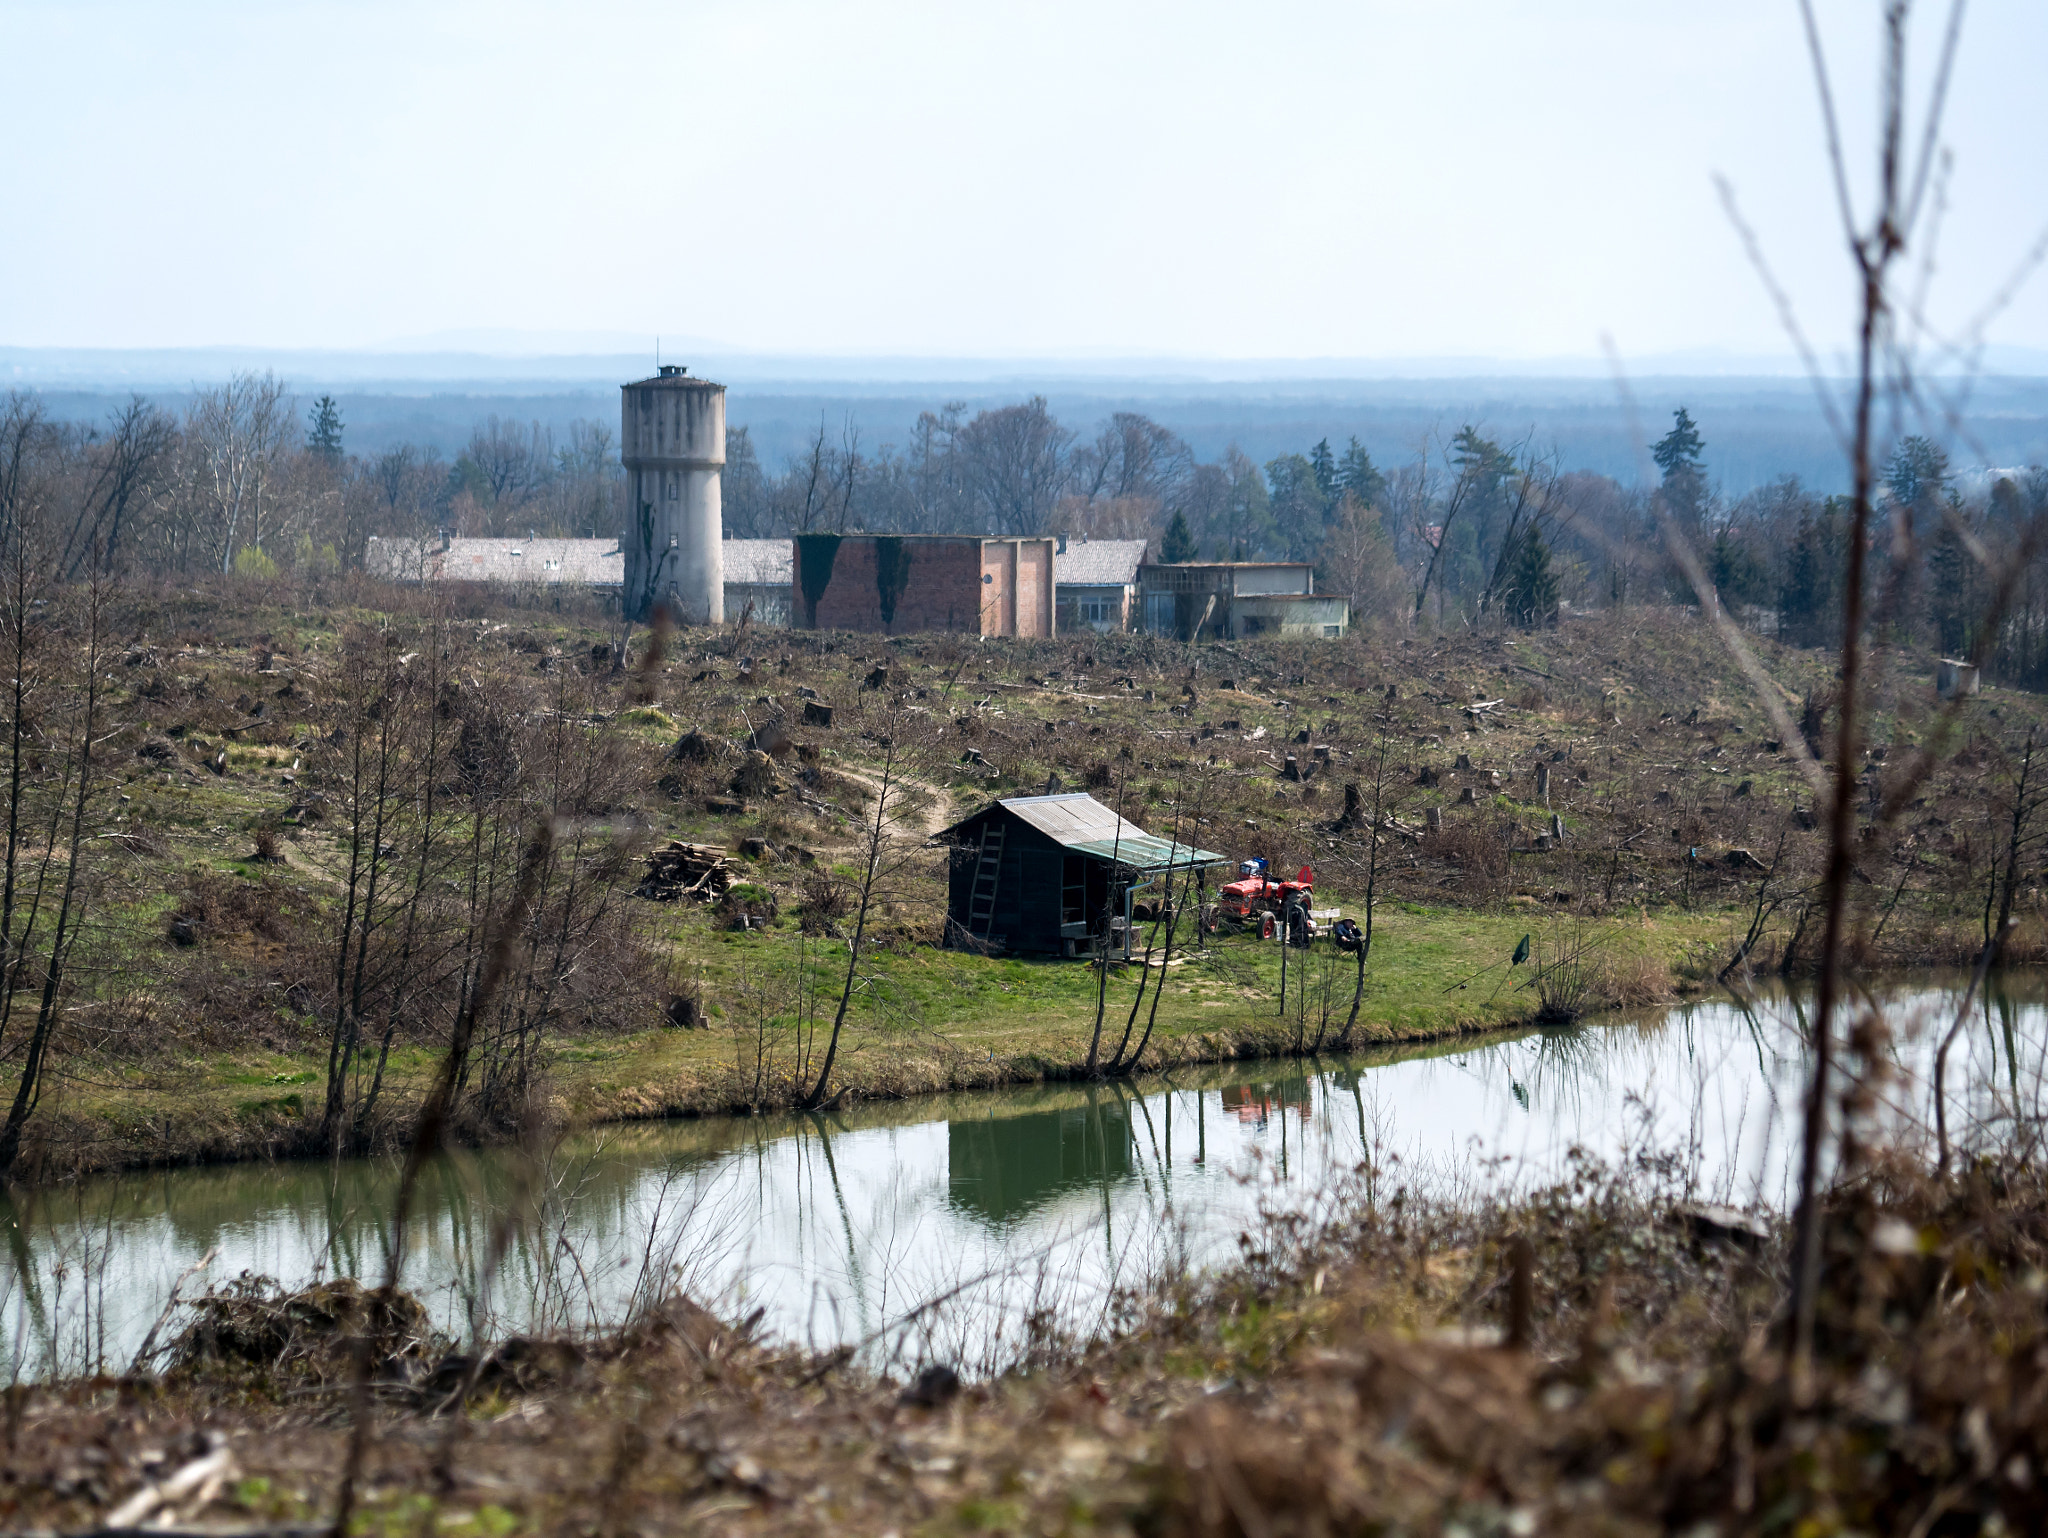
[950,793,1224,871]
[365,536,793,589]
[724,538,792,586]
[366,536,626,586]
[999,791,1135,846]
[1054,539,1147,588]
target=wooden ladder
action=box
[967,822,1006,941]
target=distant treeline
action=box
[6,378,2048,685]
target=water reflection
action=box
[3,977,2045,1379]
[948,1099,1133,1226]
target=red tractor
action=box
[1210,859,1317,942]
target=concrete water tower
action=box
[621,365,725,624]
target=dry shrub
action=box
[658,752,726,803]
[1428,813,1512,901]
[797,868,850,934]
[115,817,170,857]
[1594,946,1676,1009]
[730,749,780,797]
[174,869,319,948]
[1528,925,1600,1023]
[162,1276,444,1388]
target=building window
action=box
[1323,624,1341,638]
[665,473,680,501]
[1148,566,1220,595]
[1078,596,1115,625]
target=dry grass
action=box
[1593,946,1678,1010]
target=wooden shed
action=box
[938,792,1225,956]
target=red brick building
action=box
[791,534,1056,636]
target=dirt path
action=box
[826,765,957,840]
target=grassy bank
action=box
[28,896,1724,1178]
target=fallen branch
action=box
[104,1439,236,1529]
[127,1246,217,1375]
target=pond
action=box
[4,977,2044,1379]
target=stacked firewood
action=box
[634,842,733,902]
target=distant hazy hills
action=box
[7,344,2048,495]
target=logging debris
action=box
[634,842,734,903]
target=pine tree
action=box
[1337,436,1385,508]
[307,395,345,463]
[1160,508,1196,563]
[1449,426,1514,598]
[1651,407,1704,478]
[1504,530,1559,628]
[1779,501,1847,649]
[1646,409,1712,540]
[1309,438,1338,499]
[1651,407,1708,533]
[1885,435,1950,508]
[1928,518,1974,657]
[1708,530,1769,607]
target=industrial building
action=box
[365,532,790,623]
[1053,537,1148,633]
[365,535,626,589]
[939,792,1224,956]
[723,539,793,625]
[1136,562,1349,640]
[792,533,1056,636]
[364,370,1148,641]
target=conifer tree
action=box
[1651,407,1708,533]
[307,395,345,463]
[1160,508,1196,563]
[1337,436,1385,507]
[1505,530,1559,627]
[1308,438,1337,499]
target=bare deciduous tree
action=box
[185,370,294,571]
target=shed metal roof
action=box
[945,792,1225,872]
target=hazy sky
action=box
[3,0,2044,365]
